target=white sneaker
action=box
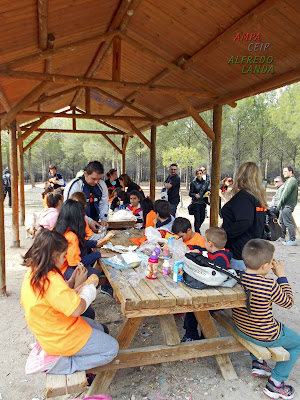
[282,240,297,246]
[277,237,285,242]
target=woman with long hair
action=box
[54,199,101,280]
[21,229,118,375]
[119,173,145,198]
[189,168,210,234]
[222,162,268,270]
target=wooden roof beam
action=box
[176,96,215,141]
[23,131,46,152]
[0,31,118,71]
[70,0,141,107]
[36,128,122,135]
[31,85,81,107]
[102,134,122,154]
[38,0,49,50]
[182,0,281,71]
[75,106,129,136]
[118,32,216,96]
[112,36,121,82]
[0,85,22,135]
[1,81,51,129]
[0,70,214,98]
[126,120,151,148]
[9,110,151,121]
[17,117,49,144]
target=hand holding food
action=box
[96,231,115,247]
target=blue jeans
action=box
[230,258,246,271]
[235,325,300,382]
[170,202,179,217]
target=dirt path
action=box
[0,184,299,400]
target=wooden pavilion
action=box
[0,0,300,294]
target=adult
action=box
[277,166,298,246]
[165,163,180,217]
[119,173,145,198]
[48,164,66,190]
[189,168,210,234]
[200,166,211,186]
[2,167,11,207]
[105,168,121,193]
[269,176,284,211]
[221,162,267,271]
[64,161,109,232]
[219,177,233,217]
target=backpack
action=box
[183,252,251,314]
[3,174,9,186]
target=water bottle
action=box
[162,259,170,276]
[119,200,125,210]
[146,252,158,279]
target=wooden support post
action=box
[150,125,156,202]
[121,137,127,174]
[0,120,6,295]
[210,104,222,227]
[112,36,121,81]
[85,87,91,114]
[9,120,20,247]
[72,109,76,130]
[18,141,25,226]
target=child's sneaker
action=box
[263,378,295,399]
[252,359,271,377]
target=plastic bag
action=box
[102,251,148,270]
[169,237,189,261]
[111,209,137,221]
[110,259,148,287]
[145,226,167,243]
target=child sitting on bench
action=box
[172,217,205,249]
[21,230,119,375]
[233,239,299,400]
[180,227,232,342]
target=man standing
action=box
[2,167,11,207]
[48,164,66,190]
[277,166,298,246]
[64,161,109,232]
[165,163,180,217]
[269,176,285,212]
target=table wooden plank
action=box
[216,287,238,301]
[159,314,181,345]
[130,273,160,309]
[108,220,136,229]
[200,288,223,302]
[157,275,193,306]
[178,282,208,304]
[230,285,247,300]
[144,276,177,307]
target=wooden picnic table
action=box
[87,230,247,395]
[107,219,136,230]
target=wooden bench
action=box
[212,310,290,362]
[46,371,87,398]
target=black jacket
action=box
[189,178,210,204]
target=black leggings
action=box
[193,203,206,233]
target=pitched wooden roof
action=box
[0,0,300,135]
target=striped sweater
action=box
[232,272,294,341]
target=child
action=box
[42,182,54,209]
[54,199,102,280]
[172,217,205,250]
[127,190,143,228]
[233,239,299,400]
[153,200,174,232]
[181,227,232,342]
[141,198,155,228]
[110,189,128,212]
[21,230,118,375]
[39,192,63,230]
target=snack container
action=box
[162,260,170,276]
[163,244,170,259]
[173,261,183,282]
[146,252,158,279]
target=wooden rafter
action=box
[31,85,81,107]
[17,118,49,144]
[0,85,22,135]
[75,107,129,136]
[9,110,151,121]
[102,134,122,154]
[118,32,216,96]
[85,87,91,114]
[1,82,51,129]
[182,0,281,71]
[176,96,215,141]
[23,131,46,152]
[0,70,215,98]
[112,36,121,81]
[126,120,151,148]
[36,128,122,135]
[38,0,49,50]
[70,0,141,108]
[0,31,118,71]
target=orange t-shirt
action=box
[184,232,206,248]
[21,270,92,356]
[145,210,156,228]
[85,218,94,239]
[61,230,81,274]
